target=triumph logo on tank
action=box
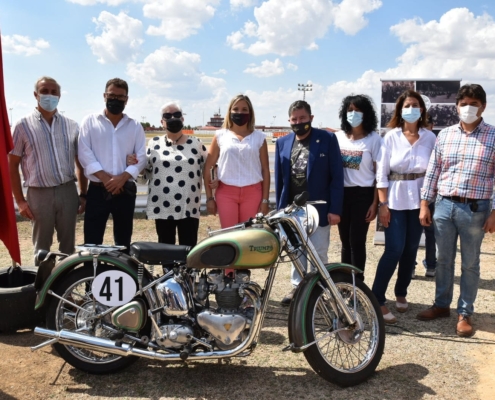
[249,245,273,253]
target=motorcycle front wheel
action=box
[303,271,385,387]
[46,264,147,374]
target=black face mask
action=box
[106,98,126,115]
[291,122,311,137]
[230,113,250,126]
[166,119,183,133]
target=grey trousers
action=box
[27,181,79,265]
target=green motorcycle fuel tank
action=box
[187,228,280,269]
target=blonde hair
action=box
[222,94,255,132]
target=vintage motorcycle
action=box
[32,192,384,387]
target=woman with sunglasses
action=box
[371,90,436,324]
[204,94,270,228]
[128,102,207,246]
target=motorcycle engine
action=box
[196,269,254,350]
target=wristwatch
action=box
[261,199,269,204]
[207,197,215,202]
[378,201,389,207]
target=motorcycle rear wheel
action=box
[46,264,146,374]
[303,271,385,387]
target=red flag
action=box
[0,34,21,264]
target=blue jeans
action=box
[433,196,490,316]
[372,209,423,306]
[423,202,437,269]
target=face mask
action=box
[38,94,59,112]
[346,111,363,128]
[166,119,183,133]
[291,122,312,137]
[401,107,421,124]
[459,105,479,124]
[230,113,250,126]
[106,98,126,115]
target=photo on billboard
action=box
[416,80,460,104]
[381,80,415,103]
[428,104,459,129]
[380,104,395,128]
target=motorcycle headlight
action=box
[294,204,319,238]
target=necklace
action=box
[167,134,183,145]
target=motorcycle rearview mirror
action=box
[294,191,309,207]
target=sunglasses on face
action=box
[162,112,182,120]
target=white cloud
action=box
[214,69,228,75]
[231,0,257,9]
[86,11,144,64]
[144,0,220,41]
[226,0,382,56]
[126,46,227,102]
[243,8,495,127]
[1,34,49,56]
[66,0,132,5]
[244,59,285,77]
[287,63,298,71]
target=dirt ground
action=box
[1,216,495,399]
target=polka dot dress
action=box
[140,135,207,220]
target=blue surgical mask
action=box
[401,107,421,123]
[346,111,363,128]
[39,94,59,112]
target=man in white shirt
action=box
[78,78,146,252]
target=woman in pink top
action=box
[204,94,270,228]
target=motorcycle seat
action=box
[130,242,191,265]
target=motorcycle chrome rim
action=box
[55,276,124,364]
[312,282,380,373]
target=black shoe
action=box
[281,288,296,306]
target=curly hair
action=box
[338,94,378,135]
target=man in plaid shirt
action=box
[416,84,495,337]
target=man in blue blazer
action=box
[275,100,344,305]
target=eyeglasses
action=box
[163,112,182,120]
[104,93,128,101]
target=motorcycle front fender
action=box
[287,263,362,351]
[34,252,150,310]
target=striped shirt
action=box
[10,109,79,187]
[421,120,495,208]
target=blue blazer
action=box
[275,127,344,227]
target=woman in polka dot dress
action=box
[204,94,270,228]
[131,102,208,246]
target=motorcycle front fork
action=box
[289,240,358,327]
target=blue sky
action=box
[1,0,494,129]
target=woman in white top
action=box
[372,90,436,324]
[205,94,270,229]
[336,94,381,281]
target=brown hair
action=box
[387,90,428,129]
[222,94,255,132]
[105,78,129,95]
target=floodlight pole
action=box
[297,83,313,101]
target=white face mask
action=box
[459,105,479,124]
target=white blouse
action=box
[376,127,436,210]
[216,129,265,187]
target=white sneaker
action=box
[425,269,436,277]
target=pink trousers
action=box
[216,182,262,228]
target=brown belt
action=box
[388,172,426,181]
[442,195,479,204]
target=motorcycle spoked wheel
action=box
[303,271,385,387]
[46,264,149,374]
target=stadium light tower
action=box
[9,108,13,127]
[298,83,312,101]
